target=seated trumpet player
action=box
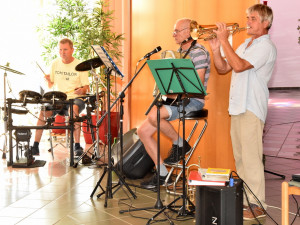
[32,38,89,156]
[138,18,211,189]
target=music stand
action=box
[89,45,136,207]
[147,58,206,222]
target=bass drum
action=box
[112,128,154,179]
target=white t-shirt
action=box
[50,58,89,99]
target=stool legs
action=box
[281,181,300,225]
[282,182,289,225]
[165,119,207,195]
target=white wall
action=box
[267,0,300,87]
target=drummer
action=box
[33,38,89,156]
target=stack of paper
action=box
[203,168,231,182]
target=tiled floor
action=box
[1,89,300,225]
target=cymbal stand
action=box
[73,104,97,168]
[91,68,101,158]
[1,69,8,159]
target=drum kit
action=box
[0,57,105,166]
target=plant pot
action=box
[82,112,119,145]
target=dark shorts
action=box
[43,98,85,116]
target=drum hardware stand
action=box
[73,89,107,168]
[89,69,102,159]
[6,98,75,167]
[1,67,8,159]
[0,64,24,159]
[73,109,99,168]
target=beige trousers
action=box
[231,110,266,209]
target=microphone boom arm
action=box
[96,59,149,127]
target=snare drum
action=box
[43,91,67,101]
[42,91,67,113]
[19,90,42,101]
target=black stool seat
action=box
[181,108,208,120]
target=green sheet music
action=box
[147,59,207,96]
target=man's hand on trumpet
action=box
[213,22,230,43]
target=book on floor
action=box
[188,170,226,186]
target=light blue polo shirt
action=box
[228,34,277,122]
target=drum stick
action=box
[36,62,47,75]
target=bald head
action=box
[173,18,191,45]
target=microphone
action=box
[142,46,162,60]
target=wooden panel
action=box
[113,0,257,170]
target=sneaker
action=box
[243,204,266,220]
[140,173,173,189]
[163,141,191,165]
[74,146,83,156]
[25,146,39,157]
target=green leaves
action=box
[37,0,124,96]
[37,0,124,65]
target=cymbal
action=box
[75,57,104,71]
[0,65,24,75]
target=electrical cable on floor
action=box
[290,194,300,225]
[231,171,279,225]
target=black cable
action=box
[290,194,300,225]
[231,171,279,225]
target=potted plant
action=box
[37,0,124,144]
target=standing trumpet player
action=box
[32,38,89,157]
[208,4,277,220]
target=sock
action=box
[157,164,168,177]
[33,142,39,149]
[173,137,183,147]
[75,143,80,149]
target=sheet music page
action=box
[91,45,124,78]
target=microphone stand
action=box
[90,59,150,206]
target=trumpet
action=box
[190,21,249,41]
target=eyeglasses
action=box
[173,27,189,35]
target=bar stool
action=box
[164,108,208,195]
[282,181,300,225]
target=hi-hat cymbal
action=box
[0,65,24,75]
[75,57,104,71]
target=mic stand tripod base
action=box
[90,164,137,207]
[120,97,171,223]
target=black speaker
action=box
[116,139,154,179]
[195,179,243,225]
